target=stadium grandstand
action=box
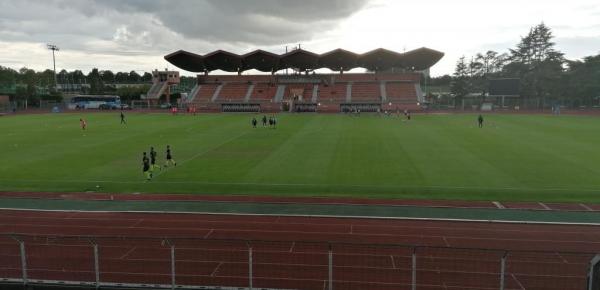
[164,47,443,113]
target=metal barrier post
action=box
[171,243,176,290]
[328,244,333,290]
[248,243,253,290]
[19,240,27,285]
[412,247,417,290]
[93,243,100,289]
[500,251,507,290]
[588,255,600,290]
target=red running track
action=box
[0,209,598,290]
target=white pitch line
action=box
[580,204,594,211]
[538,202,551,210]
[492,201,505,209]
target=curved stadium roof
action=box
[164,47,443,73]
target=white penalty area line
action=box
[1,207,600,227]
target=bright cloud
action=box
[0,0,598,76]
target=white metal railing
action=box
[0,234,594,290]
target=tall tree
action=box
[565,54,600,106]
[506,23,565,107]
[141,72,152,82]
[475,51,507,75]
[451,56,470,108]
[129,71,141,83]
[71,70,86,84]
[57,69,69,86]
[115,72,129,83]
[0,66,18,85]
[19,68,37,98]
[87,68,103,94]
[100,70,115,84]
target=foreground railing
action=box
[0,234,596,290]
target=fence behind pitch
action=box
[0,234,595,290]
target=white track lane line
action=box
[1,207,600,226]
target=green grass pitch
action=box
[1,112,600,203]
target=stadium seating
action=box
[386,82,417,103]
[194,84,220,103]
[318,83,347,103]
[284,84,315,103]
[333,73,420,82]
[250,83,277,102]
[188,74,422,112]
[218,83,251,103]
[200,75,275,84]
[385,82,420,111]
[146,81,168,100]
[350,82,381,103]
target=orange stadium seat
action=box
[250,83,277,102]
[386,82,417,103]
[194,84,220,103]
[351,82,381,103]
[218,83,251,103]
[188,74,423,112]
[318,83,347,103]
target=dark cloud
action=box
[208,1,370,21]
[95,0,370,45]
[0,0,369,57]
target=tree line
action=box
[0,67,157,104]
[436,23,600,109]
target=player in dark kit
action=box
[252,117,257,128]
[120,111,126,124]
[150,147,159,172]
[262,115,267,127]
[478,114,484,128]
[164,145,177,168]
[142,152,152,180]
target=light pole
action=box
[47,44,59,90]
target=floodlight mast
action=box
[47,44,59,90]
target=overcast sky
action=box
[0,0,599,76]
